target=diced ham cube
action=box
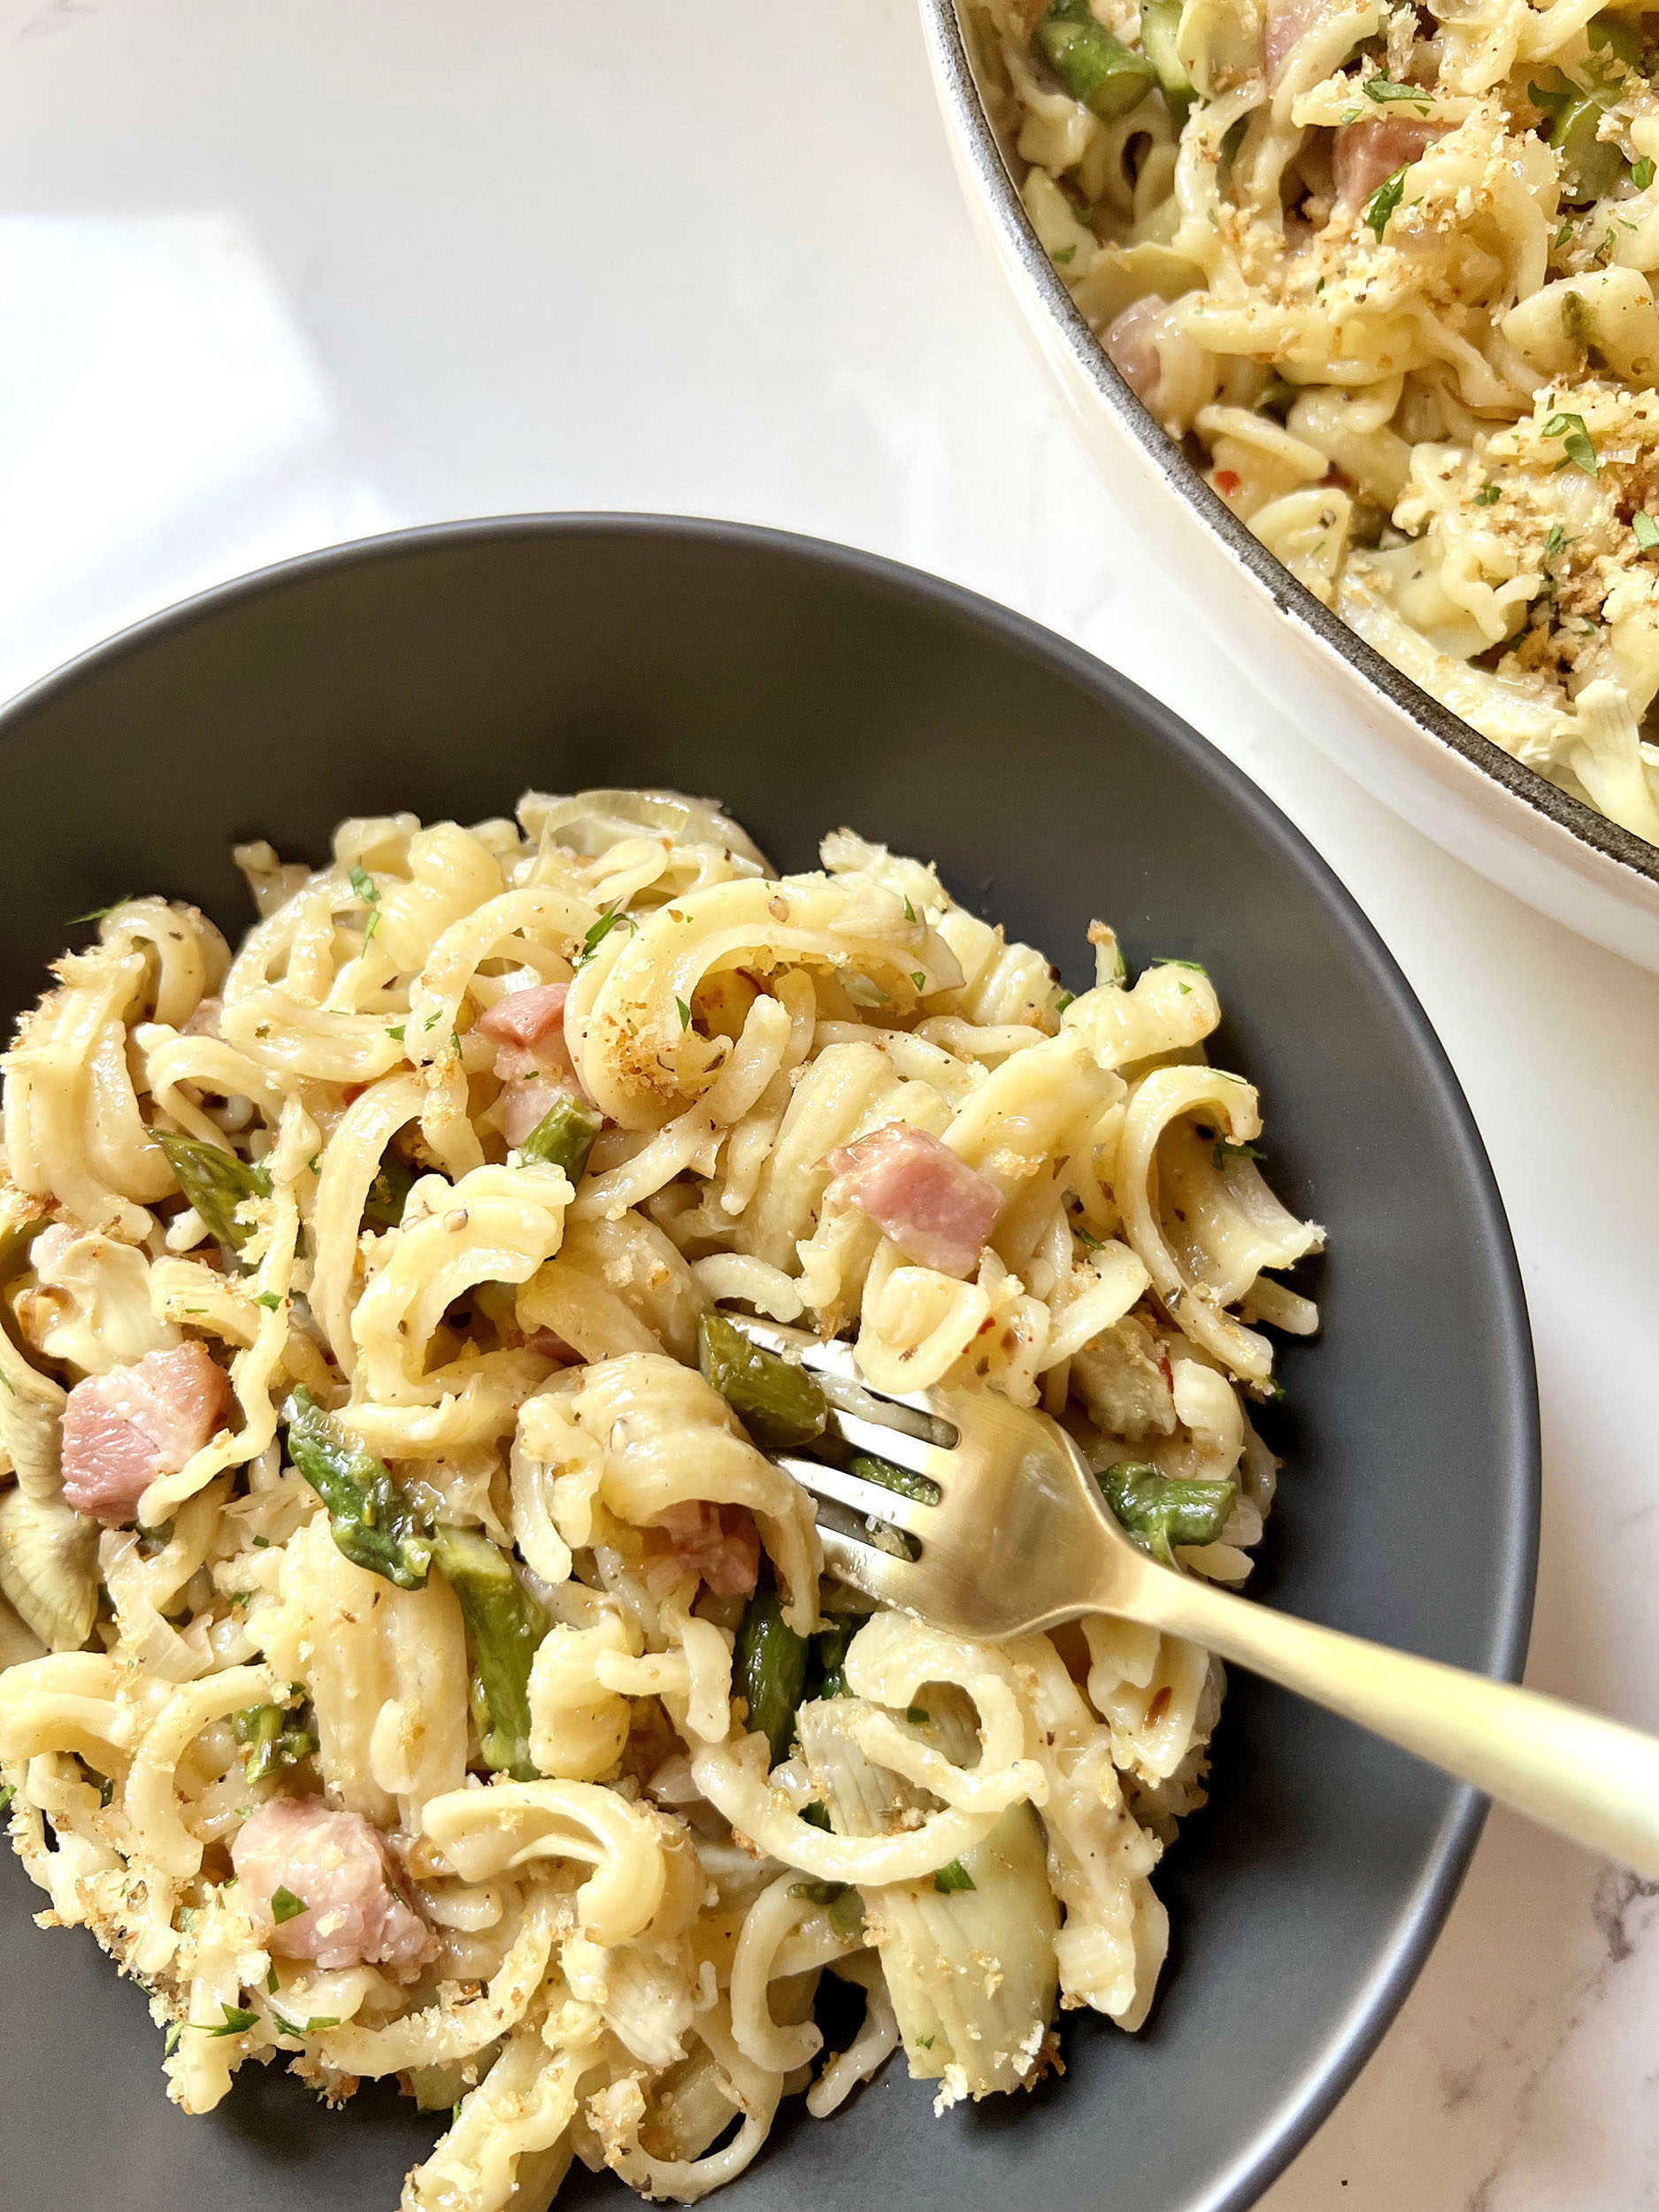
[59,1342,231,1525]
[231,1796,436,1972]
[1333,118,1440,211]
[641,1502,760,1600]
[523,1325,581,1363]
[480,983,594,1143]
[479,982,579,1086]
[498,1075,568,1149]
[826,1123,1002,1279]
[1104,296,1168,403]
[1264,0,1326,85]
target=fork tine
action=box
[773,1454,933,1533]
[812,1525,924,1609]
[820,1407,954,1480]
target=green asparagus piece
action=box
[697,1312,827,1453]
[1588,13,1643,72]
[1551,90,1624,200]
[520,1094,603,1181]
[429,1524,546,1781]
[233,1702,316,1782]
[1033,0,1155,119]
[848,1451,941,1508]
[1138,0,1194,128]
[363,1149,419,1230]
[735,1573,809,1767]
[788,1879,864,1938]
[282,1387,434,1590]
[813,1618,856,1700]
[1097,1458,1236,1570]
[159,1133,271,1253]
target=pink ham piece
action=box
[826,1123,1002,1279]
[59,1342,232,1525]
[479,981,593,1146]
[1265,0,1325,85]
[1104,296,1167,403]
[642,1502,760,1601]
[479,982,580,1087]
[231,1796,437,1972]
[497,1076,569,1150]
[1333,117,1440,210]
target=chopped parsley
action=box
[933,1858,977,1894]
[164,2023,181,2056]
[201,2002,259,2039]
[1473,482,1502,505]
[1361,164,1409,242]
[269,1886,307,1925]
[1543,411,1599,475]
[1053,244,1077,265]
[1154,956,1208,973]
[1636,156,1656,190]
[0,1780,13,1815]
[576,902,638,965]
[69,896,132,925]
[910,972,927,990]
[1054,989,1075,1014]
[1214,1137,1265,1171]
[1363,73,1432,108]
[1555,219,1574,252]
[902,896,917,922]
[905,1706,930,1725]
[387,1023,405,1042]
[348,865,382,944]
[1635,511,1659,549]
[255,1291,282,1311]
[675,996,692,1031]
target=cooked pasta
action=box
[0,787,1321,2208]
[974,0,1659,841]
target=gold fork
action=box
[727,1314,1659,1878]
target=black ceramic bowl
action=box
[0,516,1536,2212]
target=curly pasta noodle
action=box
[979,0,1659,839]
[0,787,1321,2207]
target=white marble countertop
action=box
[2,1,1656,2203]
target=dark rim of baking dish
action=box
[920,0,1659,893]
[0,510,1540,2212]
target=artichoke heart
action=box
[0,1486,97,1653]
[796,1687,1058,2101]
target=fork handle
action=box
[1121,1567,1659,1878]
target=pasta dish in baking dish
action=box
[0,787,1320,2207]
[974,0,1659,843]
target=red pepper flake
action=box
[1213,470,1241,495]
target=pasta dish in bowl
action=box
[921,0,1659,963]
[0,512,1536,2212]
[0,787,1321,2207]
